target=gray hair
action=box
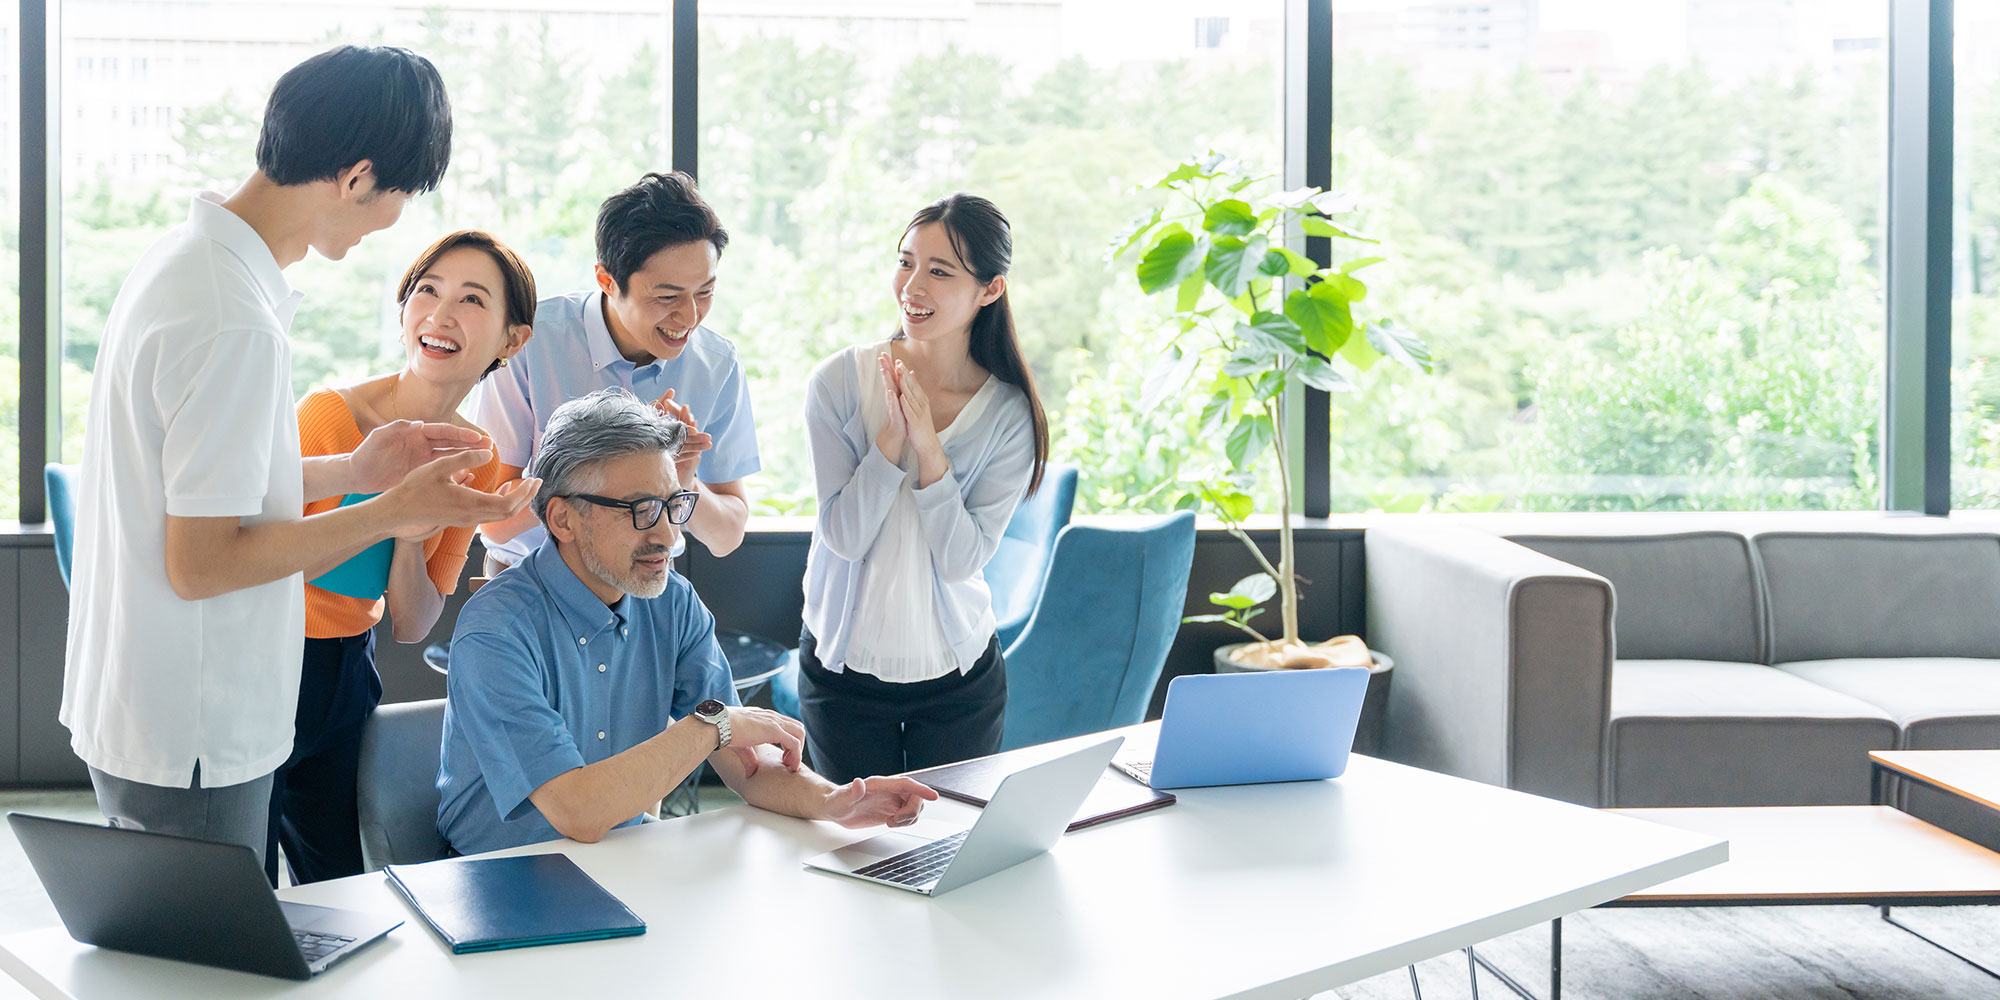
[528,388,687,524]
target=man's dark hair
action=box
[595,172,729,295]
[255,45,452,194]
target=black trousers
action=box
[796,627,1007,784]
[265,630,382,886]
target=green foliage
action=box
[1125,154,1430,639]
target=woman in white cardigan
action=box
[797,193,1049,783]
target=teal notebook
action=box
[383,854,645,955]
[308,492,391,599]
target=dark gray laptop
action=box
[8,812,401,980]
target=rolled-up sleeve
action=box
[447,630,586,823]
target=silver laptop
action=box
[803,736,1122,896]
[8,813,400,980]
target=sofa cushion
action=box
[1510,532,1762,662]
[1756,532,2000,663]
[1773,658,2000,749]
[1609,659,1898,806]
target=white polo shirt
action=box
[61,193,308,789]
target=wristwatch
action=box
[693,698,731,751]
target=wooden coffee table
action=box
[1466,758,2000,1000]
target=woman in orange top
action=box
[273,230,536,885]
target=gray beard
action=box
[577,528,670,600]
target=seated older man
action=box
[438,388,934,855]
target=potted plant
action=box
[1117,152,1431,672]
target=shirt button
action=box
[622,628,629,637]
[597,731,607,740]
[598,664,607,673]
[578,637,587,646]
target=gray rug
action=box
[1325,905,2000,999]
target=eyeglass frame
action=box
[562,490,700,530]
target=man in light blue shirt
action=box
[470,172,757,568]
[439,389,933,855]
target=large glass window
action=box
[1,0,20,518]
[700,0,1283,515]
[1333,0,1887,511]
[1955,3,2000,507]
[58,1,672,477]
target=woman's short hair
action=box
[255,45,452,195]
[595,172,729,295]
[528,389,688,525]
[395,230,536,380]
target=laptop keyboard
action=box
[1118,758,1153,781]
[852,829,970,886]
[294,930,356,962]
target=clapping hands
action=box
[652,389,714,489]
[875,352,945,477]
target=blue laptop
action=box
[1111,668,1370,789]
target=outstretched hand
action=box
[348,420,491,495]
[821,776,938,830]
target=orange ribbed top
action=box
[297,387,501,639]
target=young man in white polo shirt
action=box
[61,45,537,871]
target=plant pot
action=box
[1212,642,1394,757]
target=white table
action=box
[0,747,1724,1000]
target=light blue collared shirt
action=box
[466,289,760,563]
[801,343,1035,678]
[436,539,739,856]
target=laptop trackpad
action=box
[812,831,931,871]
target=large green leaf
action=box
[1202,199,1258,236]
[1107,207,1163,260]
[1198,389,1235,437]
[1340,255,1385,274]
[1273,247,1318,276]
[1301,215,1379,243]
[1258,249,1292,277]
[1368,319,1435,374]
[1155,161,1202,187]
[1210,487,1255,522]
[1285,286,1353,356]
[1294,355,1356,393]
[1236,310,1307,355]
[1174,269,1207,313]
[1140,345,1200,414]
[1225,413,1275,470]
[1137,224,1202,293]
[1340,323,1384,371]
[1206,234,1268,299]
[1209,573,1277,610]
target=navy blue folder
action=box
[383,854,645,954]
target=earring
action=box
[496,357,510,368]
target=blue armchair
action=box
[986,464,1078,648]
[999,511,1196,751]
[770,466,1079,720]
[45,463,80,589]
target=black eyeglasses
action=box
[564,490,699,530]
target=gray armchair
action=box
[356,699,449,871]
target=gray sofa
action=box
[1365,520,2000,831]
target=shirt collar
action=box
[187,192,298,314]
[526,536,627,639]
[583,290,641,373]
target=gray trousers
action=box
[88,764,276,872]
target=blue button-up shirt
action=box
[466,289,761,563]
[437,539,739,855]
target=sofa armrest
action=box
[1366,523,1614,806]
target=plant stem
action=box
[1272,395,1299,645]
[1225,618,1270,644]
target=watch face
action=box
[695,699,726,718]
